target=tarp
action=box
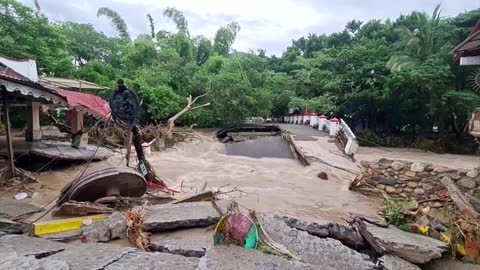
[55,89,110,119]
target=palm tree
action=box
[386,4,442,72]
[97,7,130,41]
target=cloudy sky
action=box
[19,0,480,55]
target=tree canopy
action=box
[1,0,480,151]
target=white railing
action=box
[339,119,358,155]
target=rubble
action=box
[378,255,421,270]
[53,201,114,216]
[281,216,366,249]
[143,202,220,232]
[0,217,22,234]
[350,158,480,209]
[257,213,375,270]
[441,177,479,217]
[196,245,320,270]
[366,224,448,264]
[81,212,126,243]
[105,251,199,270]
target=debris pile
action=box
[351,158,480,209]
[351,158,480,264]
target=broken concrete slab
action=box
[366,224,448,264]
[149,227,212,257]
[258,214,375,270]
[378,255,421,270]
[43,243,136,270]
[281,216,366,249]
[0,217,23,233]
[0,252,69,270]
[82,212,126,242]
[0,198,42,220]
[143,202,220,232]
[0,234,67,258]
[196,246,322,270]
[105,251,199,270]
[40,229,83,243]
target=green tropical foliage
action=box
[1,0,480,151]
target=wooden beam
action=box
[2,92,15,177]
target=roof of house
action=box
[0,62,66,105]
[40,77,109,90]
[453,19,480,57]
[0,59,110,119]
[55,89,110,119]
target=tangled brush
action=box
[124,203,150,251]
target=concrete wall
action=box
[0,55,38,82]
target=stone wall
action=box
[353,158,480,208]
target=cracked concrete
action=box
[143,202,220,232]
[258,213,376,270]
[149,227,212,257]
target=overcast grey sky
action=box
[19,0,480,55]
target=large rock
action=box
[0,234,67,258]
[143,202,220,232]
[391,161,405,171]
[467,170,479,178]
[366,224,448,264]
[105,251,199,270]
[457,178,477,189]
[196,246,320,270]
[281,216,365,249]
[410,162,426,173]
[378,255,421,270]
[0,252,69,270]
[258,214,375,270]
[149,227,212,258]
[82,212,126,242]
[44,243,135,270]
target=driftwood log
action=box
[441,176,479,218]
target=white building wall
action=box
[0,55,38,82]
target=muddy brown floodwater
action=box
[19,129,479,225]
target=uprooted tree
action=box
[166,92,210,139]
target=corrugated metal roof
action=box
[40,77,109,90]
[0,59,110,119]
[54,89,110,119]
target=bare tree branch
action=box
[166,92,210,139]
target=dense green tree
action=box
[1,0,479,151]
[213,22,240,56]
[0,0,73,76]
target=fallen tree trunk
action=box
[441,176,479,218]
[166,93,210,139]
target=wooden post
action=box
[2,93,15,177]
